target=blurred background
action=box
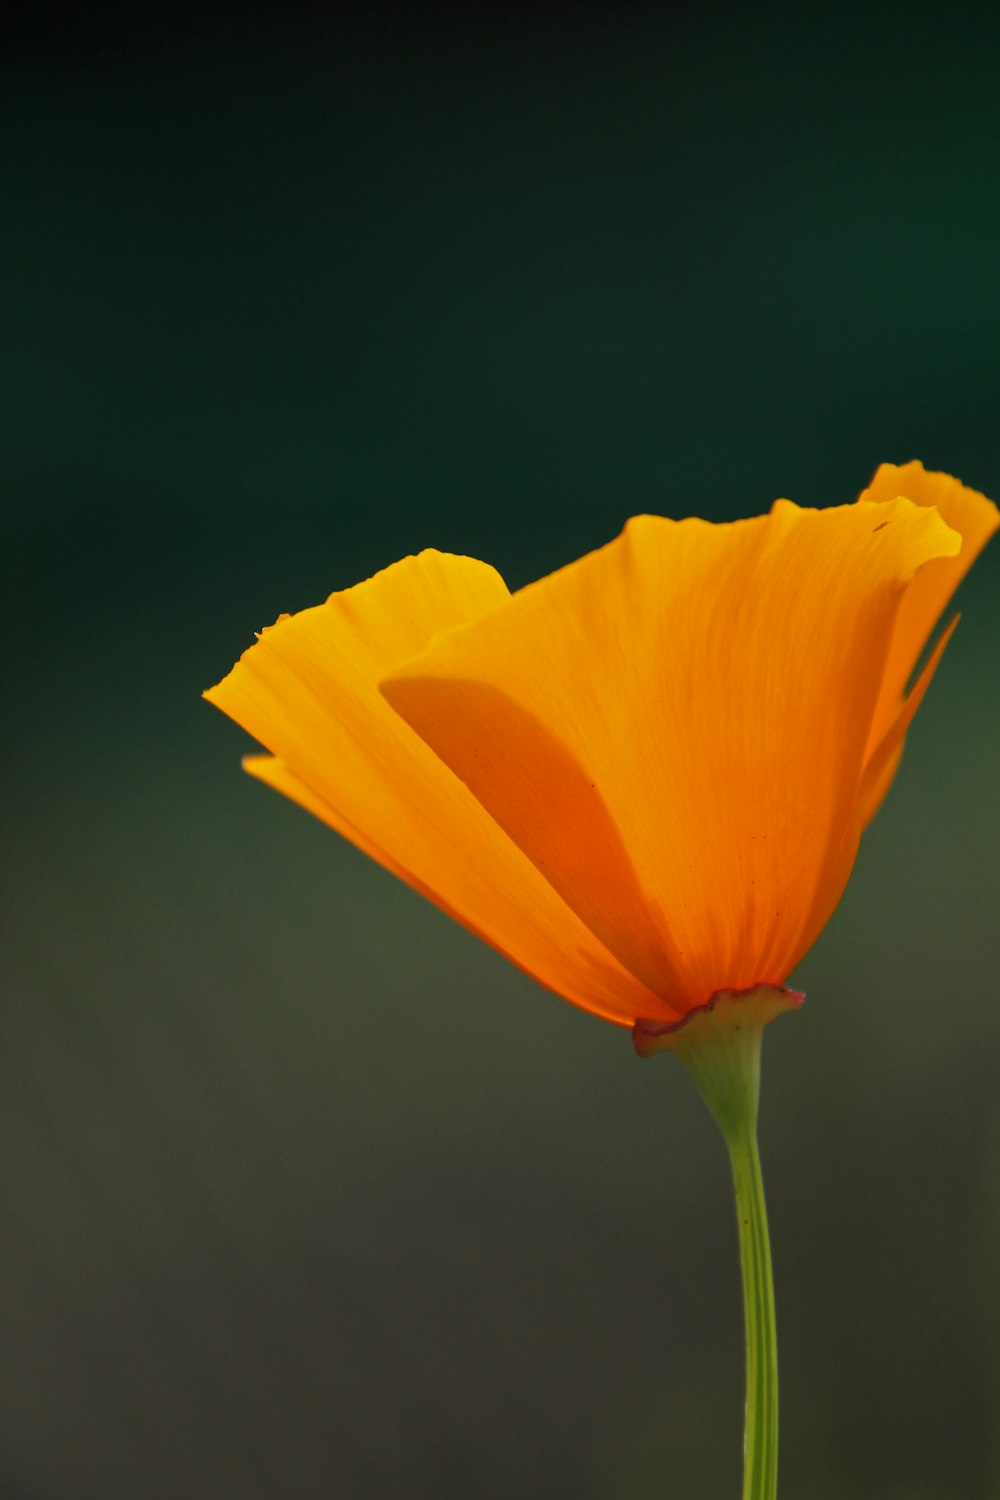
[3,4,999,1497]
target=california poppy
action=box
[206,461,995,1035]
[206,460,996,1500]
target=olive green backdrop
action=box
[3,5,998,1497]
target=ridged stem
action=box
[634,983,797,1500]
[725,1113,778,1500]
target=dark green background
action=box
[3,6,998,1497]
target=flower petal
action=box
[381,501,959,1015]
[205,550,665,1025]
[858,462,999,812]
[856,614,959,829]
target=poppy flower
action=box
[207,460,995,1500]
[205,462,996,1038]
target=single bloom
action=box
[205,462,997,1033]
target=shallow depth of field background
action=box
[3,6,999,1498]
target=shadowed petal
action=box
[382,500,959,1015]
[206,550,666,1025]
[857,462,999,821]
[856,615,959,829]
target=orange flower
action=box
[206,462,996,1033]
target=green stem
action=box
[725,1115,778,1500]
[635,984,794,1500]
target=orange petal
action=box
[856,613,959,829]
[382,501,959,1016]
[205,550,665,1025]
[858,461,999,792]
